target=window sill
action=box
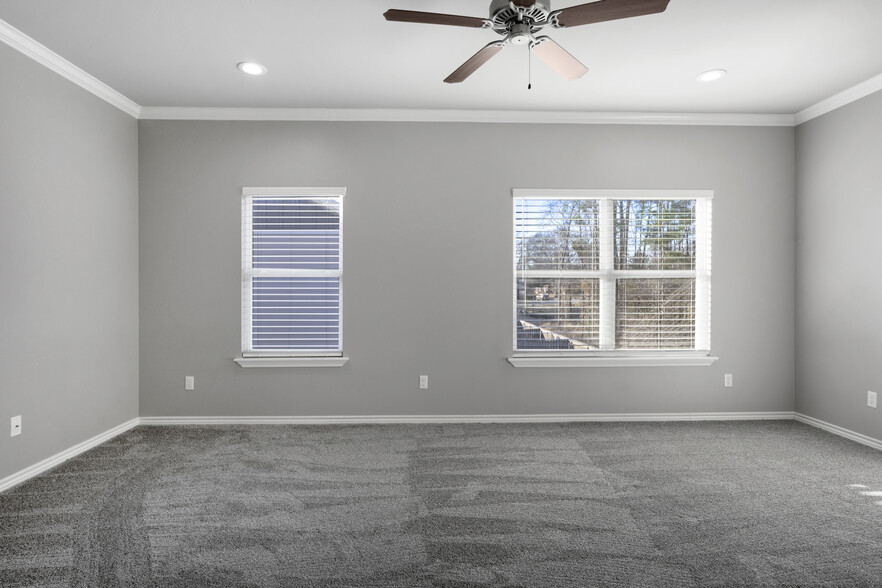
[507,354,718,368]
[234,356,349,368]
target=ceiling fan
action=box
[384,0,670,83]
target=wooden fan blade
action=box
[444,41,506,83]
[384,9,488,28]
[530,37,588,80]
[555,0,670,28]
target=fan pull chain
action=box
[527,48,532,90]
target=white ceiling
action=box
[2,0,882,114]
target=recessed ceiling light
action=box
[697,69,727,82]
[237,61,267,76]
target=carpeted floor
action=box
[1,421,881,587]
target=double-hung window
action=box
[236,188,347,368]
[512,189,714,366]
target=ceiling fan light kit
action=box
[384,0,670,83]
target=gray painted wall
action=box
[796,91,882,439]
[139,120,795,417]
[0,44,139,480]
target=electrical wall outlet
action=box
[10,415,21,437]
[724,373,733,387]
[185,376,195,391]
[419,375,428,390]
[869,391,877,409]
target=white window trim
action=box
[235,187,347,368]
[234,356,349,368]
[510,189,715,367]
[508,353,718,368]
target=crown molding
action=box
[138,106,794,126]
[795,72,882,125]
[4,15,880,128]
[0,18,141,118]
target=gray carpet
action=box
[1,421,881,587]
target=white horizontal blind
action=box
[514,198,601,349]
[513,190,712,353]
[242,189,344,356]
[616,278,696,348]
[614,199,698,349]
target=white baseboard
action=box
[794,412,882,451]
[0,418,140,493]
[5,412,874,494]
[138,411,795,426]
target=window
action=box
[236,188,347,368]
[512,189,714,366]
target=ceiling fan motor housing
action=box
[385,0,670,84]
[489,0,552,34]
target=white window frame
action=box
[509,189,717,368]
[234,187,348,368]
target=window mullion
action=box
[599,199,615,350]
[695,199,711,351]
